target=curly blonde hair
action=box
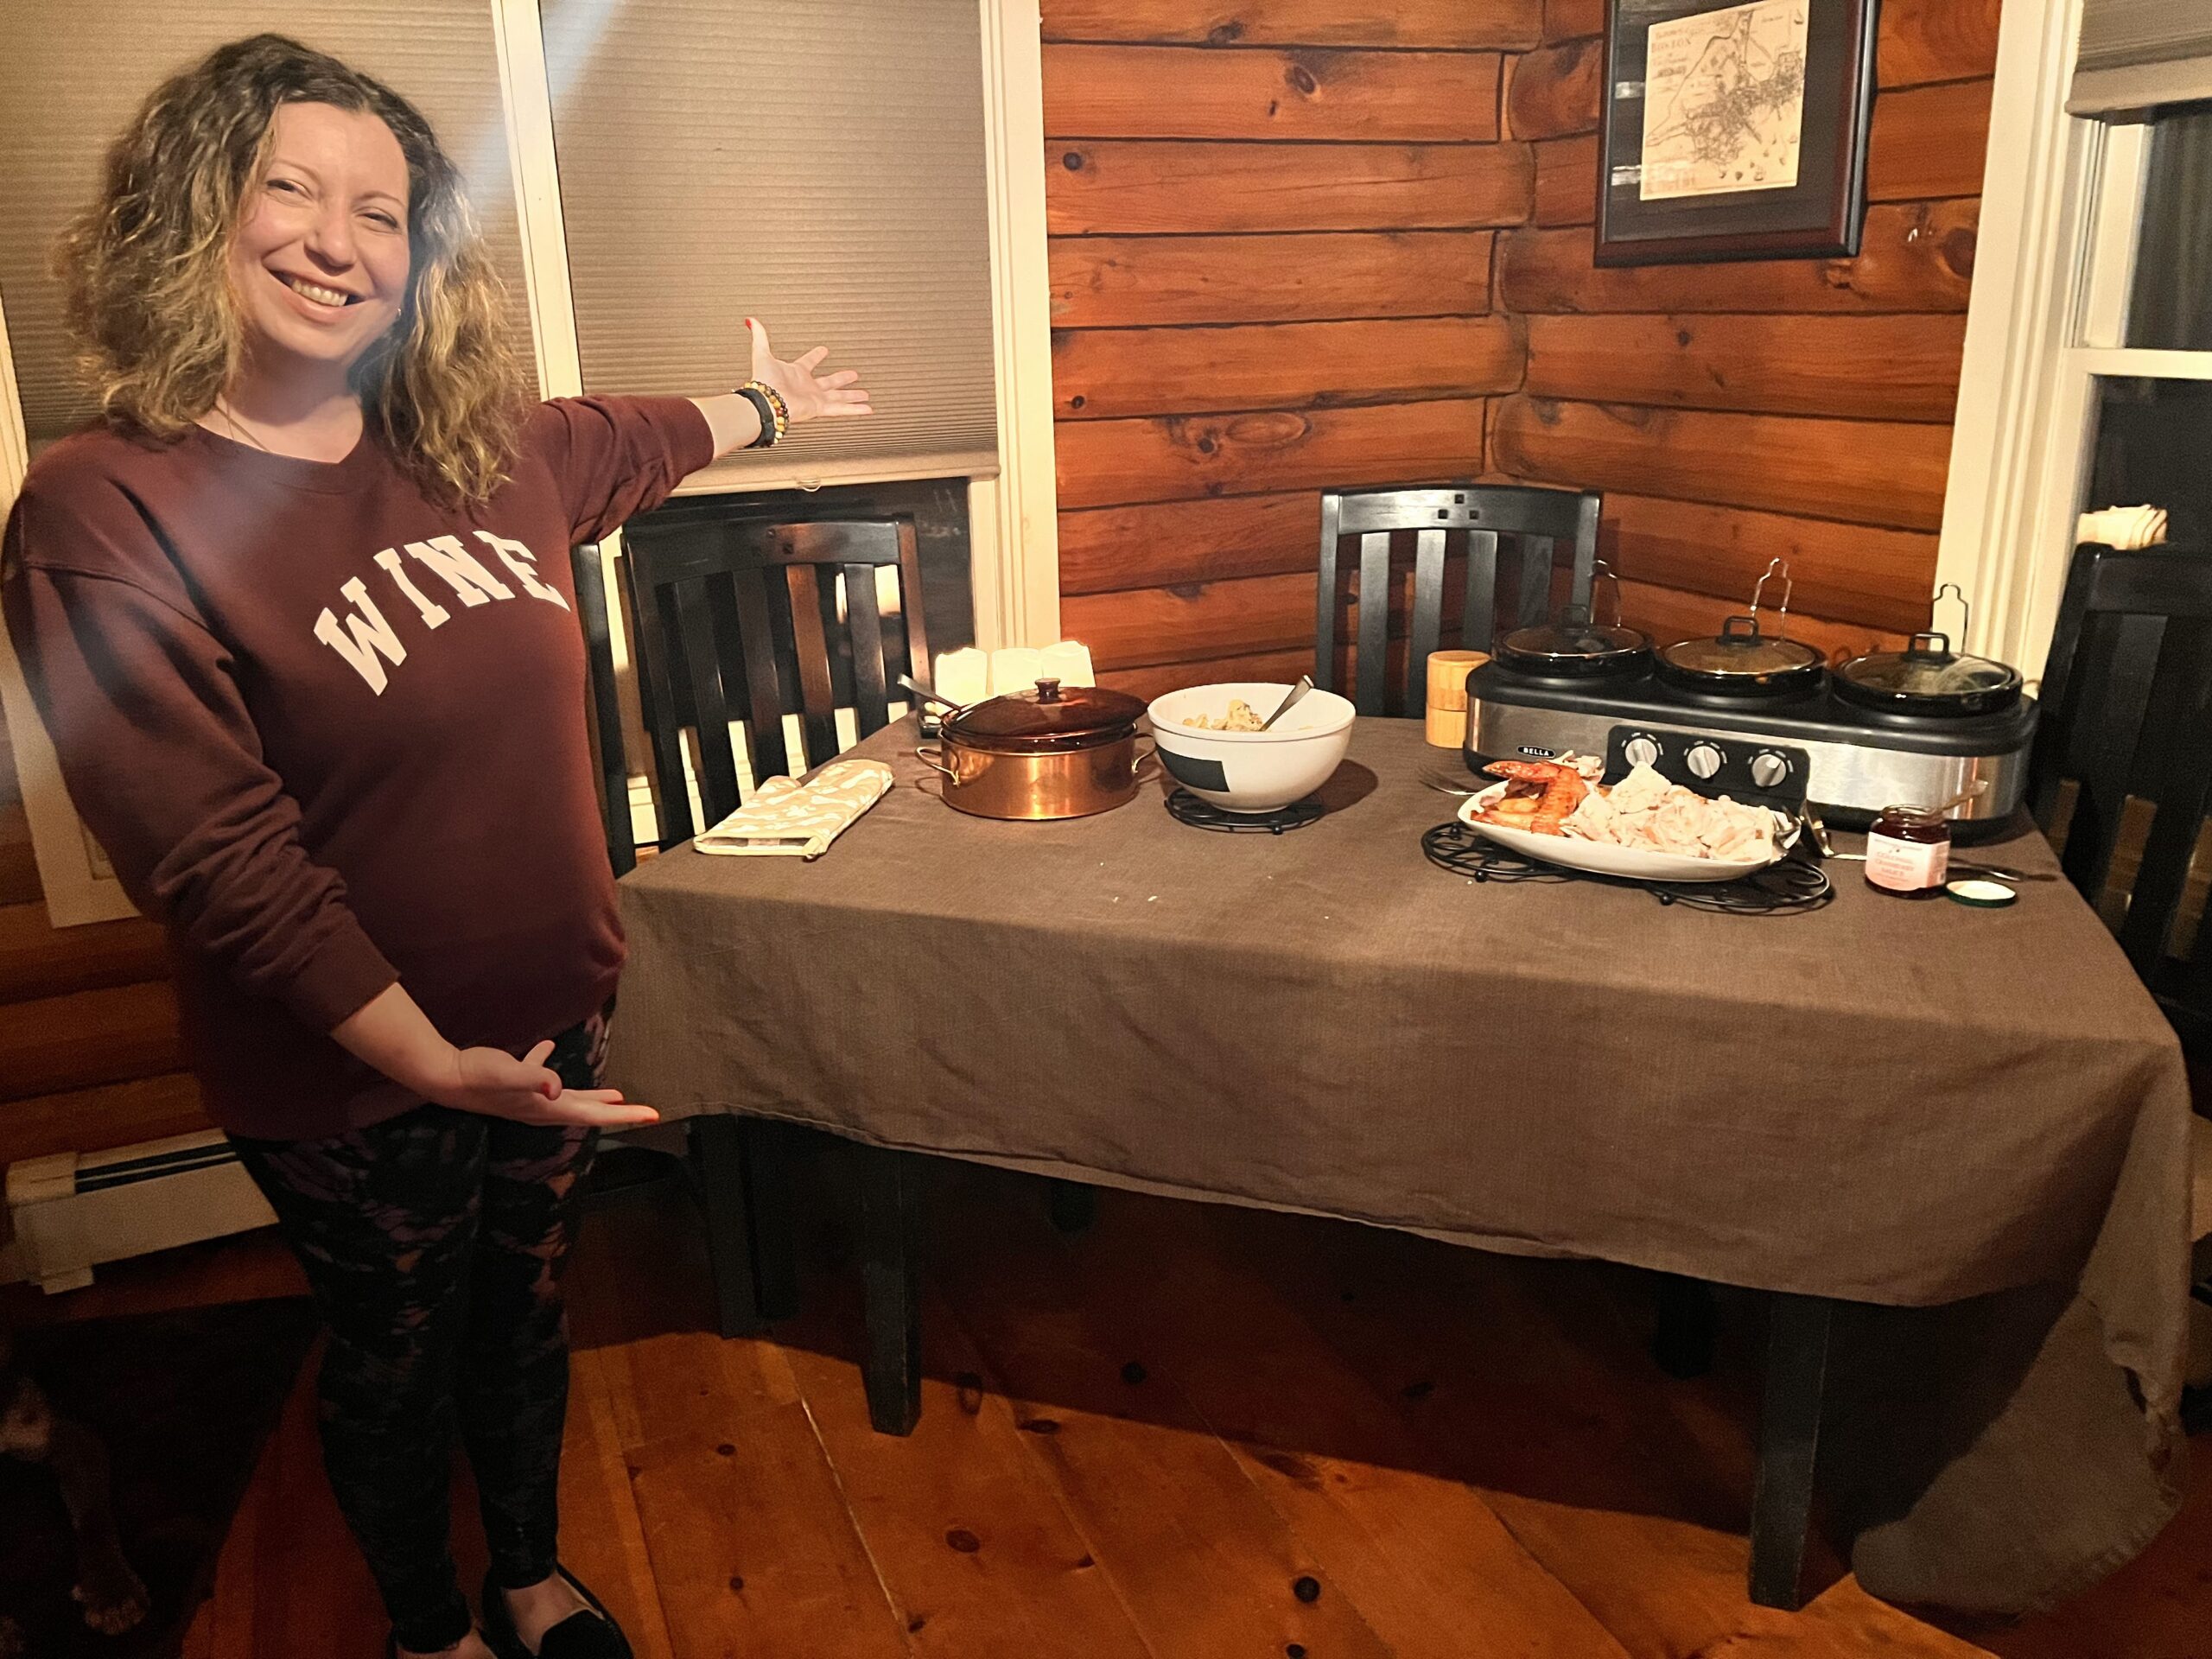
[56,34,525,503]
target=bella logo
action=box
[314,531,569,695]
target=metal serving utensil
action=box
[1261,675,1315,731]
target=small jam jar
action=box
[1864,804,1952,899]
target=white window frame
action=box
[1937,0,2209,684]
[0,0,1059,924]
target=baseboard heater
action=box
[4,1130,275,1294]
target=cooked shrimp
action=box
[1478,759,1588,835]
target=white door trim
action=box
[969,0,1061,654]
[1932,0,2100,683]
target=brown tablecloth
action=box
[613,717,2191,1616]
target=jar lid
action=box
[941,677,1147,750]
[1945,877,2018,908]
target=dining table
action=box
[609,714,2193,1619]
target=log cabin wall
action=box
[1044,0,1999,692]
[1042,0,1546,699]
[1493,0,1997,658]
[0,690,202,1183]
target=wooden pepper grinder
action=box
[1424,650,1489,748]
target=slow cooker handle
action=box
[914,743,957,781]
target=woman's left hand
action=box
[748,318,873,423]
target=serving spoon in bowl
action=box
[1261,676,1315,731]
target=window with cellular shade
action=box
[538,0,998,491]
[2070,1,2212,117]
[0,1,536,449]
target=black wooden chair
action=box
[1315,484,1602,716]
[572,523,931,1348]
[2029,539,2212,1436]
[620,518,930,843]
[2031,541,2212,1045]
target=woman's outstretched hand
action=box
[748,318,872,423]
[436,1039,659,1129]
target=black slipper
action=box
[480,1567,632,1659]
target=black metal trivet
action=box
[1166,789,1325,834]
[1420,822,1833,914]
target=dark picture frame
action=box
[1595,0,1878,267]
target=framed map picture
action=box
[1595,0,1878,265]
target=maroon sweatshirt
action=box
[2,396,714,1139]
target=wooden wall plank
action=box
[1063,571,1317,669]
[1506,38,1601,140]
[1616,577,1909,660]
[1878,0,2001,89]
[1098,649,1319,701]
[1050,231,1493,327]
[1042,45,1503,143]
[1543,0,1605,44]
[1533,133,1598,228]
[0,978,181,1105]
[0,696,17,809]
[1868,80,1993,203]
[0,902,167,1004]
[1490,395,1951,531]
[1046,141,1534,234]
[1061,492,1321,594]
[1600,493,1939,632]
[1524,313,1966,422]
[1501,200,1978,314]
[1057,398,1487,508]
[0,804,37,908]
[1054,316,1522,421]
[0,1071,207,1173]
[1039,0,1543,50]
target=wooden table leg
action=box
[1749,1292,1835,1610]
[1046,1178,1097,1236]
[860,1145,923,1436]
[741,1120,802,1321]
[688,1115,766,1338]
[1651,1273,1718,1379]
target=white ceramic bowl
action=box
[1147,682,1356,812]
[1458,785,1797,884]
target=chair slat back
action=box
[571,544,636,877]
[2032,543,2212,1039]
[622,516,929,846]
[1315,484,1601,716]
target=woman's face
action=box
[226,101,411,381]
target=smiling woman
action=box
[1,29,868,1659]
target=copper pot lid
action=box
[940,677,1147,752]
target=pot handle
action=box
[915,743,957,781]
[1133,734,1160,781]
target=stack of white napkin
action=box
[695,760,894,860]
[2077,505,2170,549]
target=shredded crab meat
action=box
[1482,753,1778,861]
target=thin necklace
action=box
[211,398,275,454]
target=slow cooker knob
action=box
[1750,751,1790,789]
[1686,741,1724,779]
[1624,734,1662,768]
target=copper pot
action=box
[918,677,1151,819]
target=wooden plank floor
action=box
[8,1149,2209,1658]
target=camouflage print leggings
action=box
[228,1010,609,1655]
